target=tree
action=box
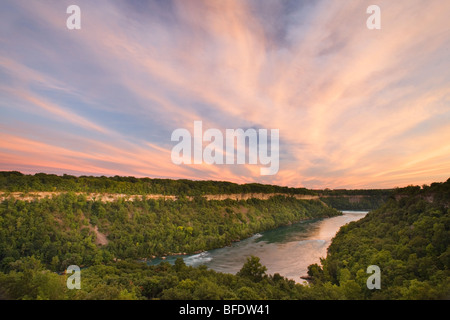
[237,256,267,282]
[237,286,260,300]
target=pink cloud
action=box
[1,0,449,188]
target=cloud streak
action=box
[0,0,449,188]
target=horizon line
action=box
[2,170,448,191]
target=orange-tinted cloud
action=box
[0,0,449,188]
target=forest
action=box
[0,171,392,211]
[0,171,315,195]
[0,192,340,273]
[0,173,448,300]
[319,194,388,210]
[307,178,450,299]
[0,171,392,200]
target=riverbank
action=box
[146,211,368,283]
[0,191,320,202]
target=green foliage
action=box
[309,178,450,299]
[319,195,388,210]
[237,256,267,282]
[0,171,316,196]
[0,194,99,272]
[0,256,66,300]
[1,172,448,300]
[0,193,340,273]
[0,258,316,300]
[0,173,343,300]
[318,188,393,210]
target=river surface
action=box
[148,211,368,283]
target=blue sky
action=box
[1,0,449,188]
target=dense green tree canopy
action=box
[308,178,450,299]
[0,171,317,195]
[0,173,448,300]
[0,192,340,273]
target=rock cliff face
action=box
[0,191,320,202]
[202,193,319,201]
[0,192,177,202]
[2,192,377,203]
[1,191,382,206]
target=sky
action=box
[0,0,449,189]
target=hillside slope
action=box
[307,178,450,299]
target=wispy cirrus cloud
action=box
[0,0,449,188]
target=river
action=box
[148,210,368,283]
